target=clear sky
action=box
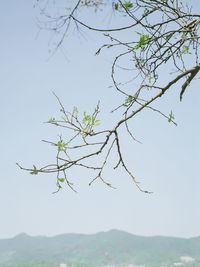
[0,0,200,239]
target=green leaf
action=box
[181,33,187,40]
[182,46,191,54]
[82,113,91,124]
[82,126,89,132]
[57,140,68,152]
[125,95,134,105]
[166,33,173,41]
[122,1,133,9]
[91,116,95,124]
[58,178,65,183]
[61,115,68,122]
[48,117,55,123]
[114,3,119,10]
[135,58,145,69]
[168,110,175,123]
[94,120,100,126]
[142,8,149,16]
[85,115,91,121]
[30,165,38,175]
[135,33,149,50]
[73,106,78,113]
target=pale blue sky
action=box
[0,1,200,239]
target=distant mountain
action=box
[0,230,200,266]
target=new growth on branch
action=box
[18,0,200,193]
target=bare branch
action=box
[19,0,200,193]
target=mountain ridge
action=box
[7,229,200,240]
[0,229,200,266]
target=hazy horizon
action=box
[3,229,200,240]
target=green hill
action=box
[0,230,200,266]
